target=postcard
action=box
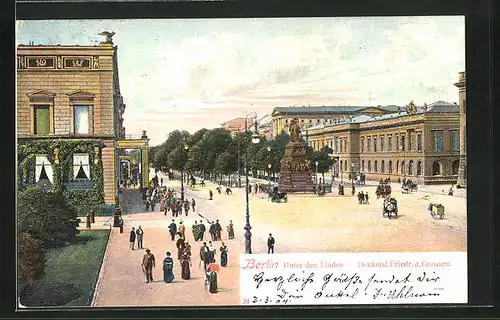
[16,16,467,308]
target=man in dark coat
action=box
[191,198,196,212]
[168,220,177,241]
[209,190,213,200]
[364,192,369,204]
[215,219,222,241]
[209,221,217,241]
[198,221,206,241]
[129,227,136,250]
[267,233,275,254]
[200,242,210,270]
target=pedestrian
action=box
[248,184,252,194]
[192,220,199,241]
[119,216,124,234]
[191,198,196,212]
[208,241,216,264]
[163,251,174,283]
[220,242,228,267]
[206,264,218,293]
[351,185,356,196]
[129,227,136,250]
[176,235,185,260]
[209,221,216,241]
[215,219,222,241]
[448,185,454,196]
[160,177,164,187]
[227,220,234,240]
[364,192,369,204]
[198,220,206,241]
[209,190,213,200]
[267,233,275,254]
[86,213,91,228]
[179,221,186,239]
[141,249,155,283]
[168,219,177,241]
[136,225,144,250]
[184,200,190,216]
[358,191,364,204]
[200,242,209,270]
[180,248,192,280]
[90,210,95,223]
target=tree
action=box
[18,232,45,289]
[18,187,80,249]
[310,146,334,183]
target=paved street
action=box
[90,172,466,307]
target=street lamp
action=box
[244,111,259,254]
[315,160,319,191]
[267,163,272,191]
[351,163,355,187]
[267,145,271,190]
[181,144,189,202]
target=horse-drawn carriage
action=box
[402,179,418,193]
[376,184,392,198]
[269,187,288,203]
[382,197,398,219]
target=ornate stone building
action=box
[306,101,461,185]
[271,105,400,138]
[454,71,466,187]
[16,42,128,206]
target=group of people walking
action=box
[357,191,369,204]
[160,188,196,217]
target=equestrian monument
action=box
[278,117,315,193]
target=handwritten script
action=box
[239,253,467,305]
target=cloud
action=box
[17,17,465,145]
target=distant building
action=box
[306,101,461,185]
[257,114,273,140]
[271,105,400,138]
[16,42,134,206]
[221,117,254,135]
[454,71,466,187]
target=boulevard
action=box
[89,171,466,307]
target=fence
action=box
[72,204,115,217]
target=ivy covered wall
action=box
[18,139,105,205]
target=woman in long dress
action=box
[163,252,174,283]
[228,221,234,239]
[180,249,191,280]
[220,242,228,267]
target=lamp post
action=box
[181,143,189,202]
[237,132,241,188]
[315,161,319,190]
[244,111,260,254]
[351,163,355,187]
[267,145,271,191]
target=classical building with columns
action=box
[305,101,461,185]
[454,71,466,187]
[271,105,400,138]
[16,41,148,210]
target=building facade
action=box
[306,101,461,185]
[271,105,400,138]
[454,71,466,187]
[17,42,126,206]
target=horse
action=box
[225,187,232,195]
[382,197,398,219]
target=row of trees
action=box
[149,127,336,184]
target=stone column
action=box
[454,71,466,187]
[141,147,149,187]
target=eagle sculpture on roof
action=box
[98,31,115,44]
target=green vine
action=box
[18,139,105,205]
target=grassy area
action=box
[20,229,110,307]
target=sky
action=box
[16,17,465,146]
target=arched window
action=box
[374,160,378,172]
[381,160,385,173]
[344,161,348,172]
[396,160,399,174]
[340,160,343,172]
[452,160,459,175]
[388,160,393,173]
[417,161,423,176]
[401,160,406,175]
[362,160,365,172]
[368,160,372,172]
[408,160,414,175]
[432,161,442,176]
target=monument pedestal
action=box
[278,171,315,193]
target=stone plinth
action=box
[278,141,315,193]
